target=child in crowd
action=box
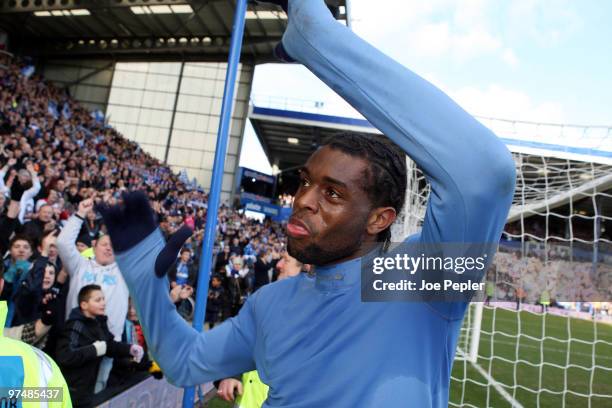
[56,285,143,408]
[168,247,197,289]
[124,298,146,352]
[225,255,249,317]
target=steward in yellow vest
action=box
[1,301,72,407]
[235,371,269,408]
[540,289,550,313]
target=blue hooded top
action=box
[114,1,516,406]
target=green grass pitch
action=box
[450,305,612,407]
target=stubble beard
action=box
[287,235,363,267]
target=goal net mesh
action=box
[393,151,612,408]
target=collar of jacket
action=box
[312,243,385,293]
[67,306,108,325]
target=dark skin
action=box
[287,146,397,266]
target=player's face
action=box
[287,146,374,266]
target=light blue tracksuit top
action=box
[115,1,516,406]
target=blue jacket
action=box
[115,1,515,406]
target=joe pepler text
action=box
[372,279,485,292]
[366,249,490,299]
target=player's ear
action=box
[366,207,396,236]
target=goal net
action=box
[393,146,612,408]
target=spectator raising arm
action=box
[56,198,92,278]
[0,158,16,197]
[17,162,41,224]
[0,178,25,255]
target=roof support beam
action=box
[64,61,115,88]
[0,0,226,13]
[0,0,345,63]
[13,35,280,63]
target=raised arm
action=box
[99,193,256,386]
[0,160,9,197]
[115,231,256,385]
[56,200,91,277]
[0,180,25,254]
[0,158,17,194]
[281,0,515,245]
[17,163,41,223]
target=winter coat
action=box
[55,307,132,407]
[11,256,48,326]
[167,259,198,288]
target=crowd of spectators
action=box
[495,215,612,316]
[0,55,294,406]
[8,49,610,404]
[488,245,612,315]
[278,193,294,208]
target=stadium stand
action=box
[0,53,288,406]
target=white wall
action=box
[106,62,253,201]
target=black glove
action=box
[96,191,157,253]
[40,291,59,326]
[10,179,26,201]
[252,1,292,62]
[274,43,296,63]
